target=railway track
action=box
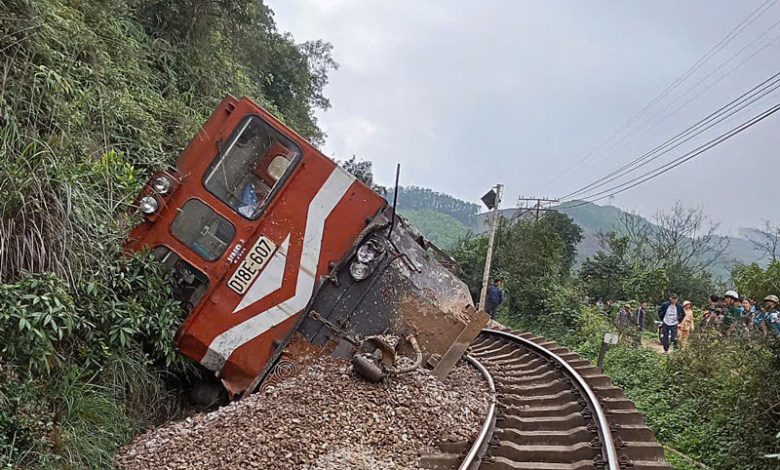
[426,327,671,470]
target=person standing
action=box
[636,301,648,332]
[658,294,685,352]
[485,279,504,319]
[740,297,755,335]
[678,300,695,348]
[722,290,741,335]
[764,295,780,337]
[753,299,768,335]
[617,303,634,343]
[702,295,719,327]
[617,303,632,327]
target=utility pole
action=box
[516,196,559,221]
[479,184,503,311]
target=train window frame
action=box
[202,115,302,221]
[152,246,210,314]
[170,198,236,262]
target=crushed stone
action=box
[115,357,490,470]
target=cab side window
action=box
[203,116,300,220]
[170,199,235,261]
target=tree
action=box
[496,218,566,315]
[339,156,387,195]
[542,211,583,275]
[590,202,722,302]
[578,233,632,301]
[137,1,337,146]
[732,260,780,302]
[450,232,489,301]
[619,202,728,273]
[451,216,570,315]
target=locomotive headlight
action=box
[152,175,172,195]
[356,244,375,263]
[139,196,159,215]
[350,261,370,281]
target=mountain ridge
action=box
[393,188,766,279]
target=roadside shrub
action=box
[0,255,186,468]
[1,0,334,466]
[604,335,780,469]
[508,290,780,469]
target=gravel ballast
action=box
[116,357,490,469]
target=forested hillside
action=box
[0,1,334,467]
[470,200,767,278]
[388,186,481,227]
[401,210,471,249]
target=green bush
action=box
[0,255,187,468]
[0,0,335,467]
[733,261,780,301]
[502,296,780,469]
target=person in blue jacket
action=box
[658,293,685,352]
[485,279,504,319]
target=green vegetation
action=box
[451,212,582,313]
[450,203,780,469]
[578,203,722,303]
[733,261,780,301]
[389,186,481,227]
[498,300,780,469]
[401,210,471,250]
[558,201,765,278]
[0,0,334,467]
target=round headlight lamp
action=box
[152,176,173,195]
[349,261,370,281]
[139,196,159,215]
[357,245,375,263]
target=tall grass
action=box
[0,0,334,466]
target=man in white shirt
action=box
[657,293,685,352]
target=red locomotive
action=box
[126,96,477,396]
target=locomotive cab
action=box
[127,96,476,396]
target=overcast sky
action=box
[267,0,779,234]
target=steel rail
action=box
[459,354,496,470]
[481,328,621,469]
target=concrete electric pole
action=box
[479,184,503,311]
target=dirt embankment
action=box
[116,357,489,469]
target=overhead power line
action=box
[561,99,780,209]
[594,16,780,158]
[533,0,778,192]
[562,70,780,200]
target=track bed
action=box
[455,328,670,470]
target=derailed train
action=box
[125,96,480,396]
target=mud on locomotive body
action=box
[125,96,476,396]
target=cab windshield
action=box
[203,116,300,220]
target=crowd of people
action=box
[603,290,780,352]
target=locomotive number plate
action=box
[227,236,277,295]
